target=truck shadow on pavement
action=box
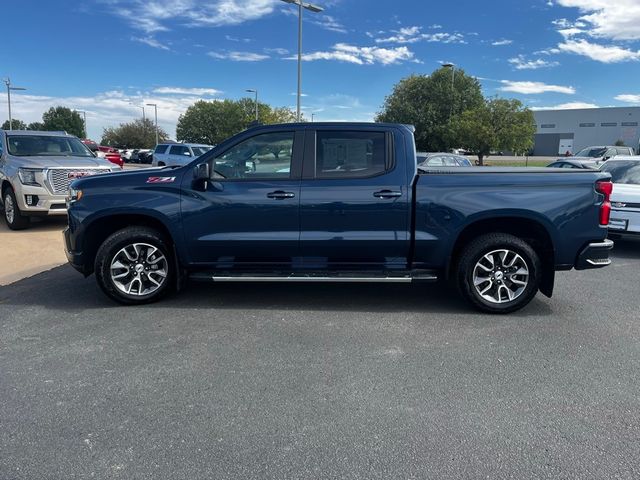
[610,236,640,260]
[0,264,553,317]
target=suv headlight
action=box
[18,168,44,186]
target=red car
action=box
[97,145,124,169]
[81,140,124,169]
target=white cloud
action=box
[0,88,223,140]
[131,36,170,50]
[492,39,513,46]
[531,101,599,110]
[374,26,465,44]
[557,38,640,62]
[499,80,576,94]
[311,15,348,33]
[108,0,276,33]
[207,51,269,61]
[555,0,640,41]
[153,87,221,96]
[294,43,416,65]
[508,55,559,69]
[264,47,289,55]
[614,94,640,104]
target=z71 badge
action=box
[146,176,176,184]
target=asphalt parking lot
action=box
[1,238,639,479]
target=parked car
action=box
[599,157,640,236]
[152,143,214,167]
[417,152,473,167]
[560,145,635,164]
[547,159,599,169]
[137,149,153,164]
[97,146,124,168]
[0,130,115,229]
[64,122,613,313]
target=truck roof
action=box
[246,122,415,131]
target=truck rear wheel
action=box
[456,233,541,314]
[95,227,174,305]
[3,188,30,230]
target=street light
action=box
[3,78,26,130]
[129,103,145,121]
[77,110,87,138]
[146,103,159,145]
[280,0,324,122]
[311,113,316,122]
[245,89,259,122]
[442,62,455,122]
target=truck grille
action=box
[47,169,108,194]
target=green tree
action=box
[614,139,626,146]
[176,98,298,145]
[452,98,536,165]
[1,119,27,130]
[27,122,44,131]
[101,118,168,148]
[42,106,85,137]
[376,68,484,151]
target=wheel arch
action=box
[81,212,178,276]
[448,214,556,297]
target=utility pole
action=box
[4,78,26,130]
[246,89,259,122]
[146,103,159,145]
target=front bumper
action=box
[63,227,87,274]
[14,184,68,216]
[575,239,614,270]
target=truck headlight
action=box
[66,188,83,205]
[18,168,44,186]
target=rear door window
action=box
[170,145,190,157]
[315,131,387,179]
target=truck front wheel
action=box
[456,233,541,314]
[3,187,30,230]
[94,227,174,305]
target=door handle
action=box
[373,190,402,199]
[267,190,296,200]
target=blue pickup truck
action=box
[64,123,614,313]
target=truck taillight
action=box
[596,180,613,226]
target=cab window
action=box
[212,132,294,180]
[315,131,387,178]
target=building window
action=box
[540,124,556,129]
[579,122,595,127]
[601,122,617,127]
[621,122,638,127]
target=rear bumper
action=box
[575,239,614,270]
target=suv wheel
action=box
[95,227,174,305]
[3,188,30,230]
[456,233,541,314]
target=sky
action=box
[2,0,640,141]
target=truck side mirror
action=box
[193,162,210,190]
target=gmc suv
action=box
[0,130,115,230]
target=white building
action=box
[532,107,640,156]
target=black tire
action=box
[3,187,30,230]
[157,161,165,167]
[455,233,541,314]
[94,227,175,305]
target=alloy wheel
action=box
[109,243,168,296]
[472,249,530,304]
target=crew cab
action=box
[64,123,613,313]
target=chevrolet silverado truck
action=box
[0,130,116,230]
[64,123,614,313]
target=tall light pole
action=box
[442,62,455,123]
[130,103,145,121]
[146,103,159,145]
[280,0,324,122]
[311,113,315,122]
[4,78,26,130]
[77,110,87,138]
[245,89,259,122]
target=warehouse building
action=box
[532,106,640,156]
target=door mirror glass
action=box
[194,162,210,180]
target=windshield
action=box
[7,135,94,157]
[574,147,607,158]
[192,147,212,157]
[600,161,640,185]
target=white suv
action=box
[0,130,115,229]
[152,143,213,167]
